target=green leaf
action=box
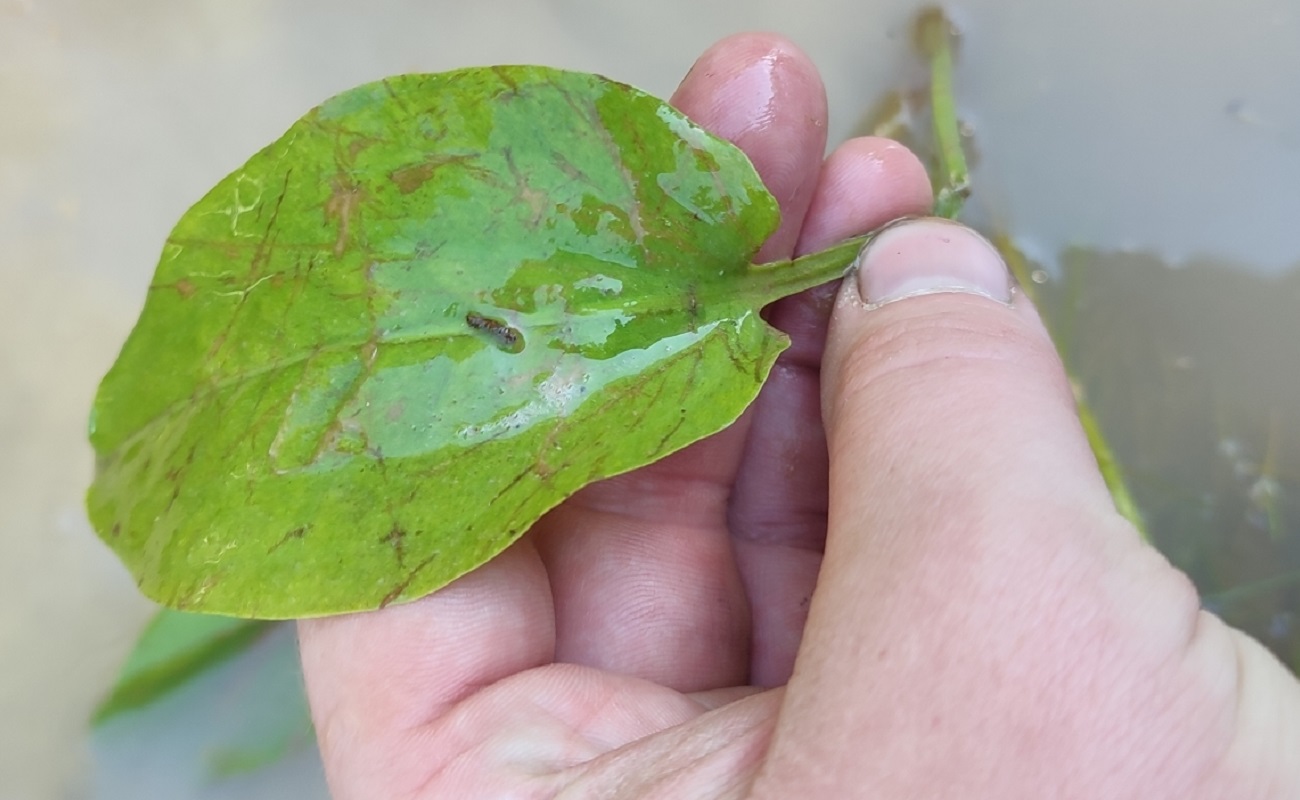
[93,609,272,723]
[91,621,319,789]
[87,66,866,618]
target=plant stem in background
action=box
[994,236,1148,537]
[916,7,969,220]
[920,6,1148,538]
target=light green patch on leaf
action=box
[87,66,867,618]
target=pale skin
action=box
[298,34,1300,798]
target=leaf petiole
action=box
[742,6,970,309]
[742,233,876,307]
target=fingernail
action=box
[856,218,1013,307]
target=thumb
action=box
[752,218,1300,798]
[822,217,1114,525]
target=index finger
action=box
[298,542,554,797]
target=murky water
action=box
[1037,249,1300,667]
[2,0,1297,796]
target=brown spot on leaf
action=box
[150,278,197,298]
[502,148,550,228]
[347,136,377,161]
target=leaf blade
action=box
[89,67,790,617]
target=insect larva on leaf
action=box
[465,311,525,354]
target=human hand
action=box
[298,34,1300,799]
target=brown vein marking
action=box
[389,153,475,195]
[150,277,197,298]
[268,525,307,554]
[554,82,647,246]
[496,482,557,548]
[325,176,363,256]
[757,326,784,383]
[372,447,433,600]
[552,151,598,188]
[502,147,550,229]
[159,440,200,516]
[173,572,225,611]
[313,115,383,167]
[200,169,292,371]
[491,459,537,512]
[714,316,748,374]
[249,168,291,274]
[380,76,412,115]
[268,252,319,343]
[650,350,703,456]
[379,547,441,609]
[491,65,521,94]
[380,525,407,568]
[382,444,552,610]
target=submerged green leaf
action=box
[88,66,865,618]
[93,609,272,723]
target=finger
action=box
[530,33,831,693]
[753,219,1242,796]
[671,32,830,262]
[730,137,932,686]
[298,542,556,798]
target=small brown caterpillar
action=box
[465,311,525,353]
